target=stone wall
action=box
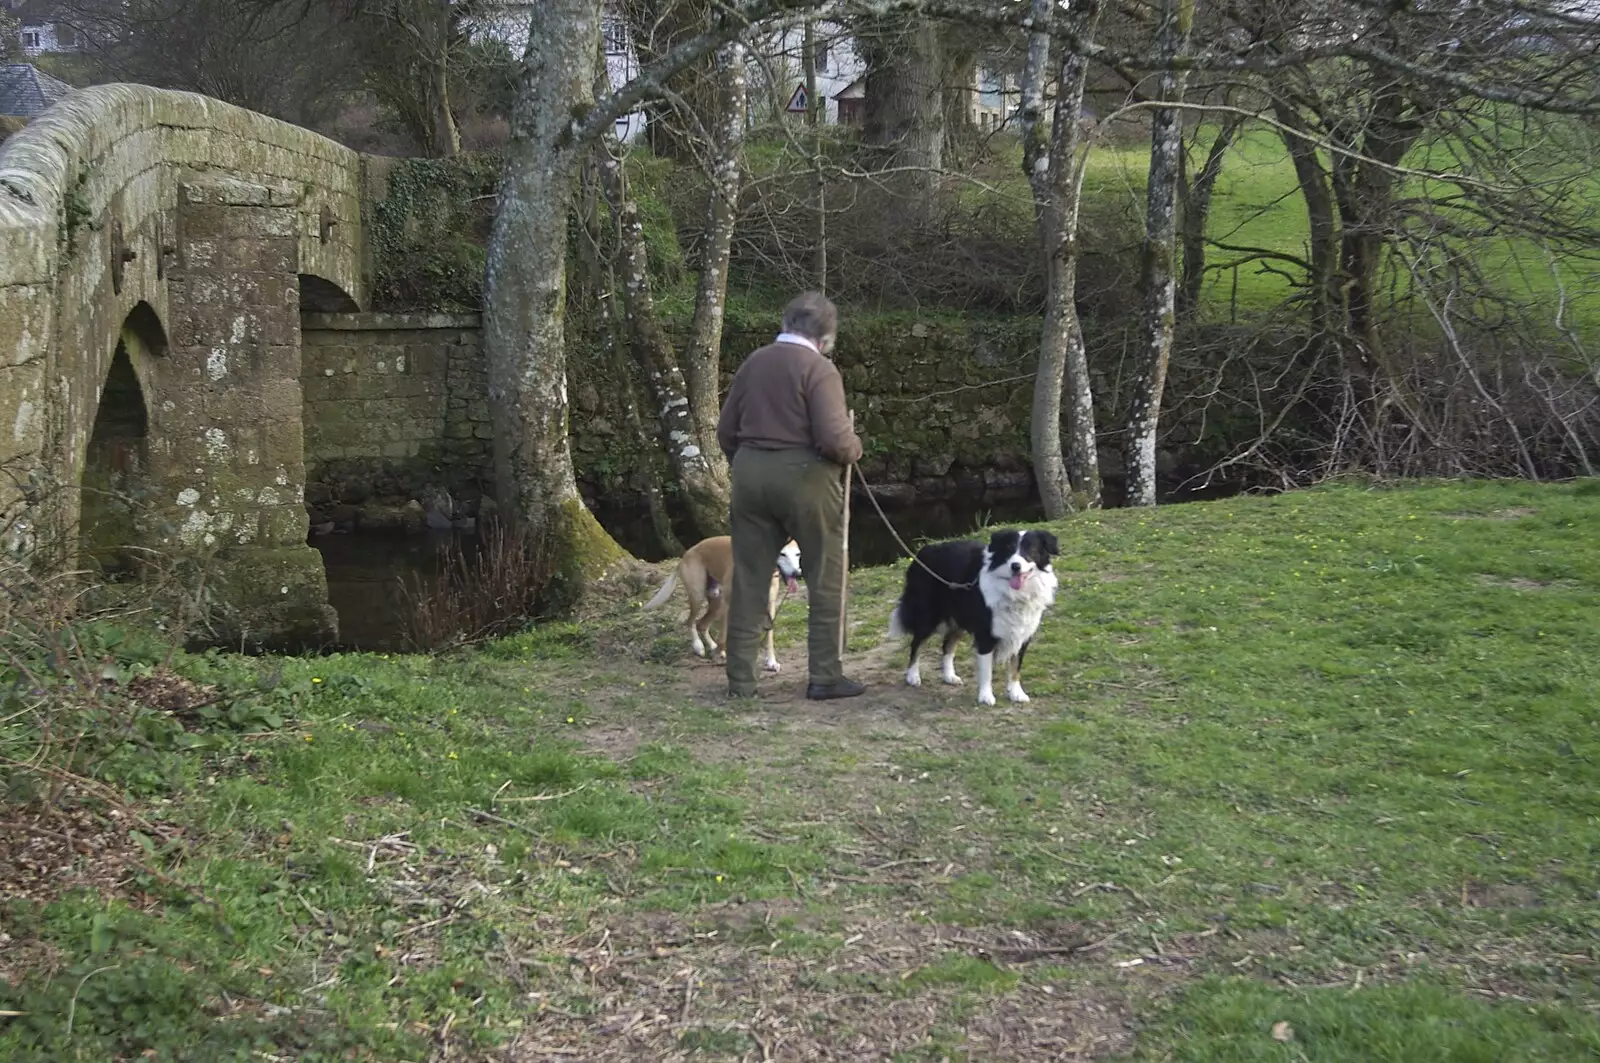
[297,312,1047,525]
[573,319,1043,507]
[300,312,490,529]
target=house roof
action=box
[0,63,73,117]
[9,1,63,24]
[831,76,866,101]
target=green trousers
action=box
[726,447,848,694]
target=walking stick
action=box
[839,413,853,663]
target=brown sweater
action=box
[716,340,864,466]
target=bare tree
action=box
[621,0,719,163]
[483,0,628,577]
[1123,0,1196,507]
[596,131,732,538]
[680,40,748,496]
[55,0,359,127]
[349,0,467,157]
[1,9,19,63]
[1021,0,1104,516]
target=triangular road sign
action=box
[786,84,809,112]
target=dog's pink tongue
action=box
[787,577,800,594]
[1009,571,1029,591]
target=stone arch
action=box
[299,274,361,313]
[0,84,369,648]
[80,304,163,576]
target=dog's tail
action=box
[643,572,678,611]
[887,601,907,639]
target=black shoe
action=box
[806,678,866,701]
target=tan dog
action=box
[644,535,802,672]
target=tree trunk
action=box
[428,0,460,157]
[1123,0,1195,508]
[941,31,978,167]
[1023,0,1102,517]
[1329,68,1419,383]
[1272,97,1340,343]
[429,58,461,157]
[857,18,946,214]
[682,41,746,491]
[483,0,628,588]
[605,280,685,557]
[597,138,731,538]
[1176,113,1241,321]
[580,152,683,556]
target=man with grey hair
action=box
[716,291,866,700]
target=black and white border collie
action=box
[886,529,1061,706]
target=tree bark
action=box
[1176,112,1241,321]
[1328,66,1420,383]
[1123,0,1195,508]
[1271,96,1340,340]
[483,0,629,587]
[597,137,732,538]
[857,17,946,215]
[941,29,979,167]
[1023,0,1102,517]
[579,152,683,556]
[682,41,746,492]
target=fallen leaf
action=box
[1272,1021,1294,1042]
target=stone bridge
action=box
[0,85,373,649]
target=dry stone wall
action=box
[297,313,1047,524]
[300,312,490,529]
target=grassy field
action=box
[1078,124,1600,335]
[3,478,1598,1060]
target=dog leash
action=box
[850,462,977,591]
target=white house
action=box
[469,6,1019,141]
[4,0,82,58]
[759,20,867,124]
[469,2,645,142]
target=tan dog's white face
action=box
[777,540,802,593]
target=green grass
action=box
[1080,124,1600,334]
[3,480,1598,1059]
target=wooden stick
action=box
[839,413,853,662]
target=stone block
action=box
[171,301,297,349]
[180,202,300,242]
[0,283,53,369]
[180,235,296,274]
[180,177,298,208]
[201,544,337,652]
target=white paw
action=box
[764,658,781,673]
[977,688,997,707]
[942,671,964,686]
[692,641,707,658]
[905,667,922,687]
[1007,683,1030,704]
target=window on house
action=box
[22,31,40,48]
[602,18,627,55]
[56,26,75,47]
[814,42,830,73]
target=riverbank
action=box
[3,478,1597,1061]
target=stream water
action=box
[313,481,1242,653]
